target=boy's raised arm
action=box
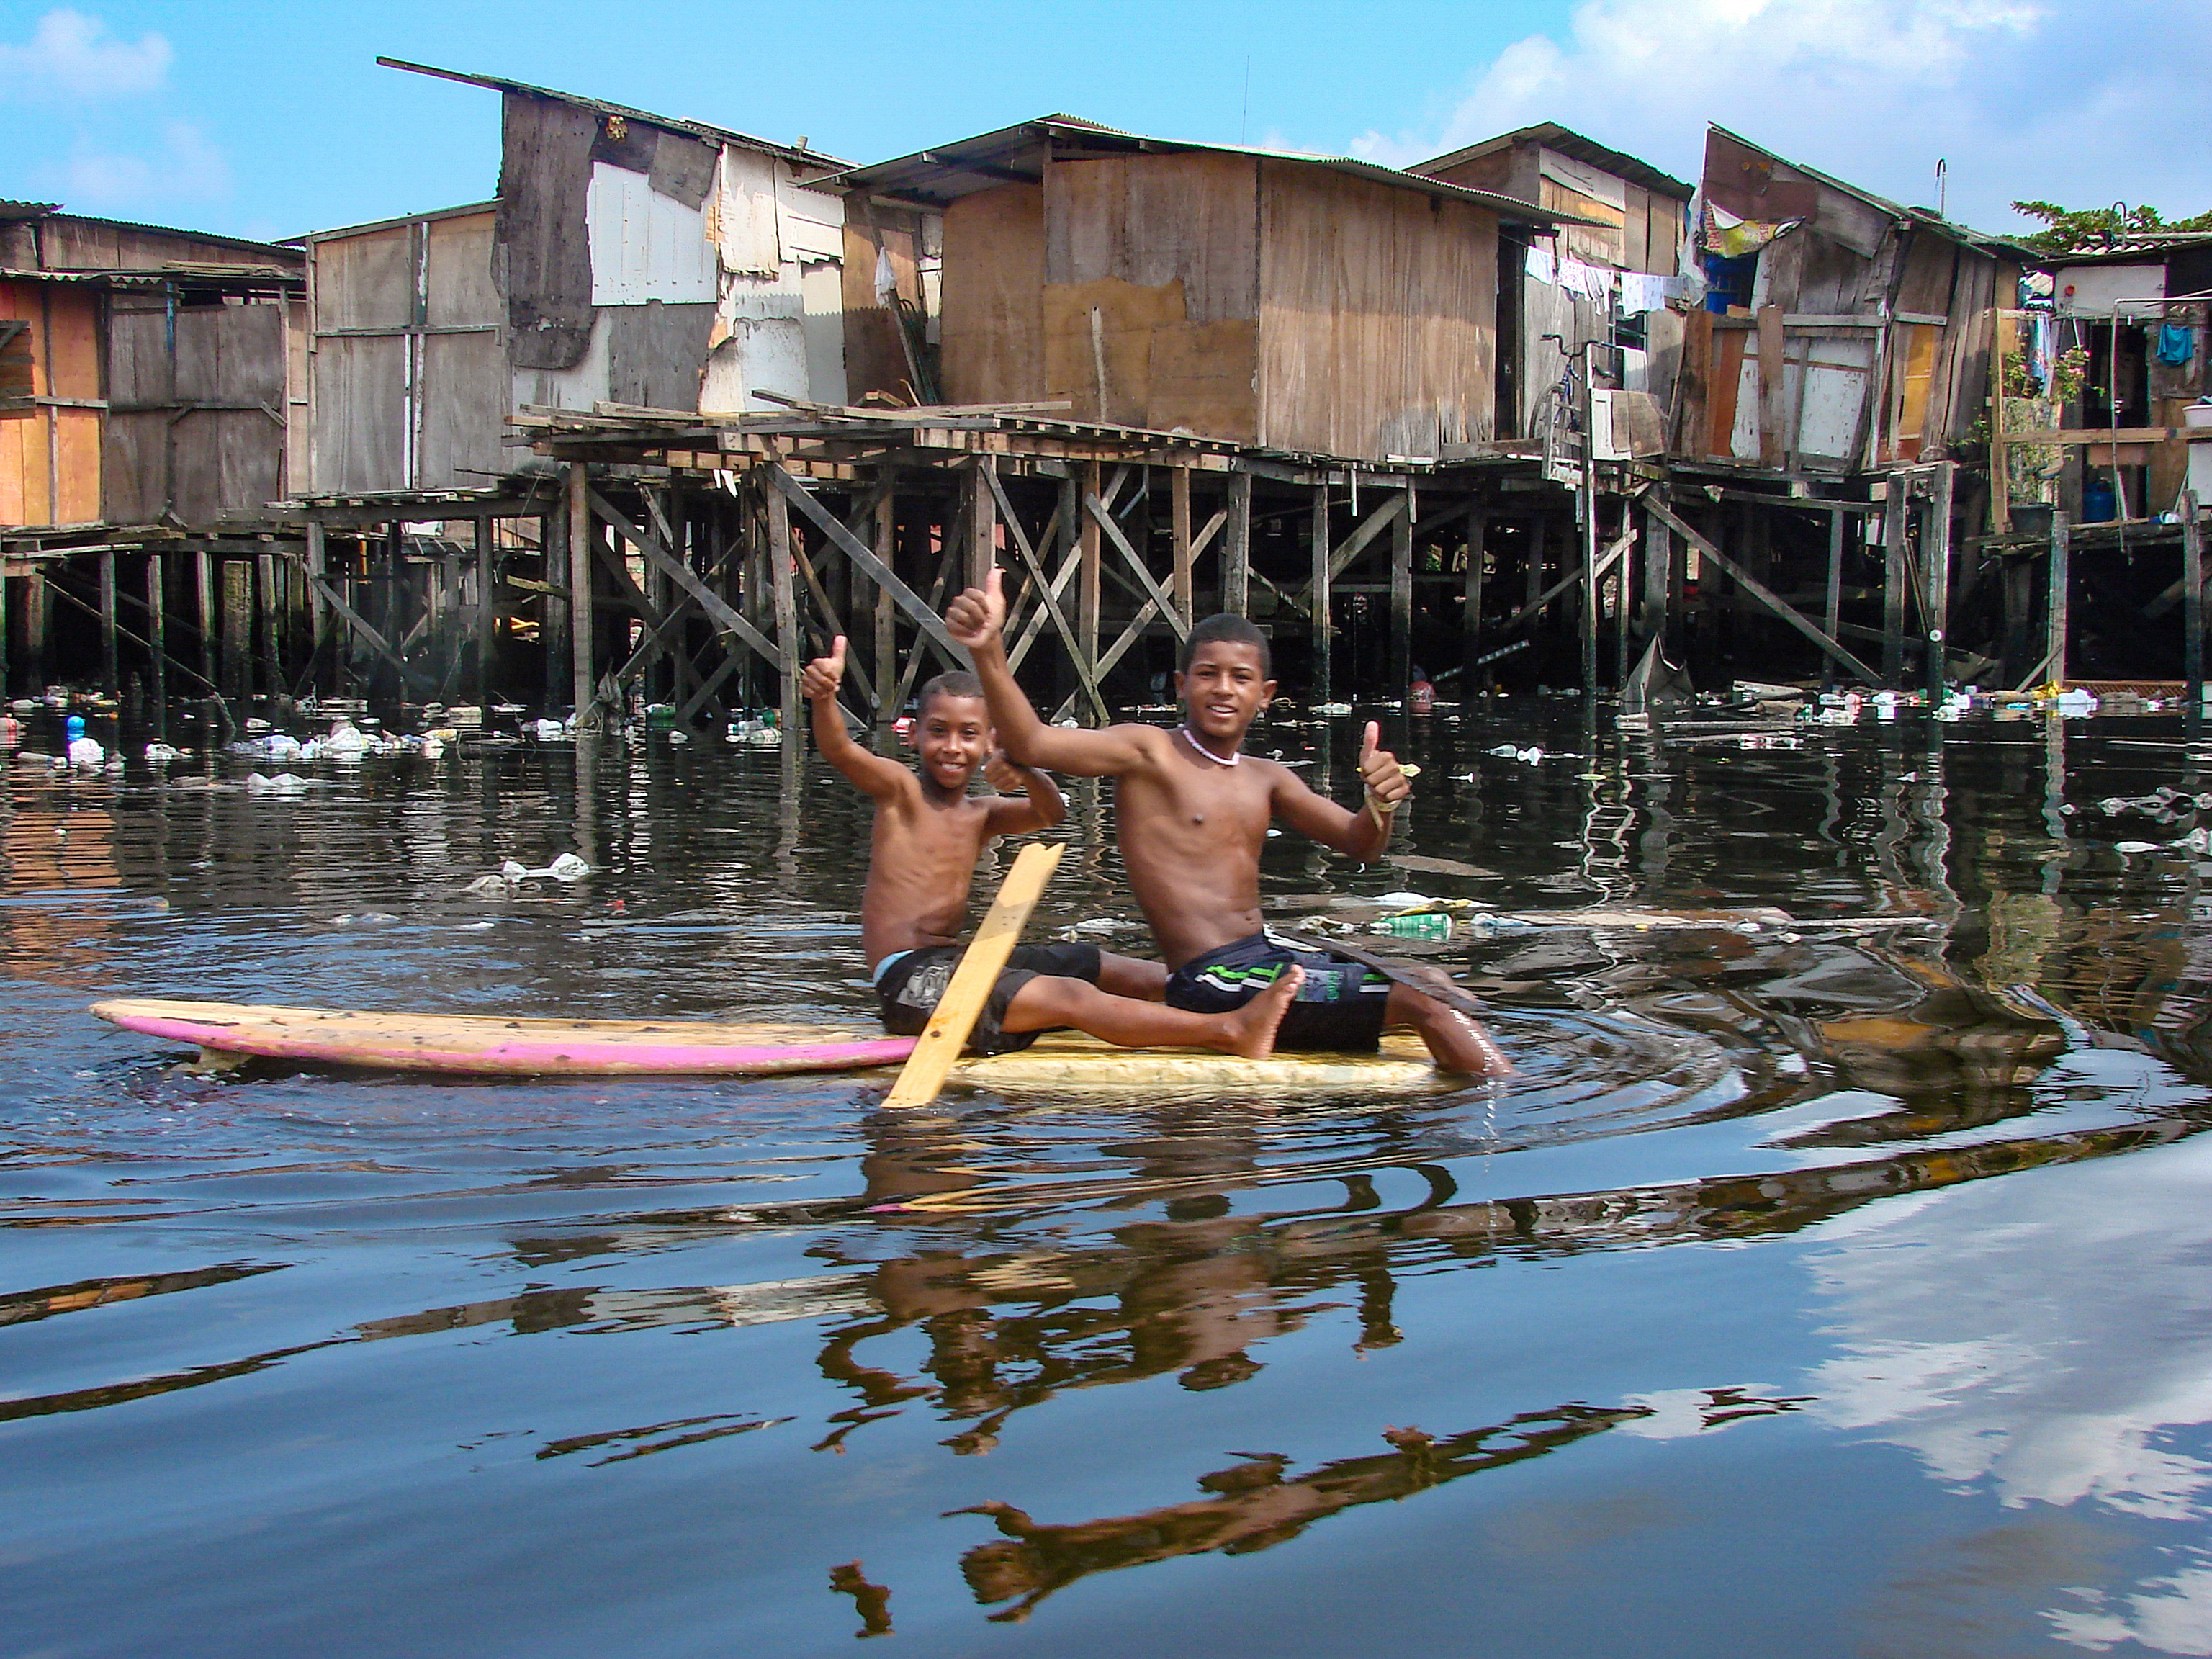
[801,636,909,801]
[982,752,1066,834]
[1270,721,1409,860]
[946,569,1156,777]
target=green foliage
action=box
[2011,199,2212,254]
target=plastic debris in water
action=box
[1486,744,1545,763]
[2114,840,2161,854]
[143,742,180,762]
[1314,702,1354,716]
[245,772,310,795]
[1371,912,1452,940]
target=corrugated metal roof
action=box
[1707,125,2039,261]
[1414,123,1694,201]
[0,267,168,289]
[295,200,500,246]
[832,117,1597,225]
[35,212,303,258]
[0,200,58,222]
[377,58,852,172]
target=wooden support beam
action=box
[258,554,283,696]
[1645,490,1880,684]
[474,516,493,703]
[44,577,217,697]
[873,488,896,721]
[145,553,163,718]
[589,485,783,667]
[1222,471,1251,617]
[1078,462,1102,686]
[566,461,594,719]
[970,454,997,588]
[988,462,1105,723]
[678,652,742,727]
[2042,511,2070,690]
[98,549,118,696]
[1923,462,1954,700]
[1008,487,1084,675]
[1085,487,1190,642]
[2184,493,2203,710]
[1461,502,1485,698]
[764,464,968,665]
[222,560,251,697]
[583,506,708,708]
[1881,487,1908,685]
[1822,508,1844,689]
[1313,484,1334,706]
[196,549,215,692]
[1497,525,1637,634]
[1172,466,1194,627]
[768,480,800,735]
[1390,487,1413,691]
[541,510,569,710]
[285,554,410,681]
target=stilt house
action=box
[832,117,1580,462]
[302,60,858,495]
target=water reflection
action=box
[9,713,2212,1654]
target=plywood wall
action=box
[1033,151,1262,436]
[0,278,101,527]
[311,208,504,493]
[1256,162,1497,459]
[940,183,1046,406]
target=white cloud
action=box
[50,120,230,212]
[1352,0,2212,237]
[0,8,171,100]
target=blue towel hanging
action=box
[2157,322,2195,367]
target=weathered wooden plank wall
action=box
[1256,162,1497,460]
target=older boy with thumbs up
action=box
[943,579,1509,1076]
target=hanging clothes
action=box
[2158,322,2196,367]
[1524,246,1557,287]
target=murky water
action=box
[9,703,2212,1657]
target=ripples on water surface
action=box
[9,706,2212,1656]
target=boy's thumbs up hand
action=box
[945,566,1007,653]
[799,634,846,701]
[1357,719,1411,813]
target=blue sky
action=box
[1,0,2206,248]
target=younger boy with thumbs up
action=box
[941,581,1510,1076]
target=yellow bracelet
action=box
[1365,792,1400,817]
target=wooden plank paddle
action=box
[882,840,1066,1107]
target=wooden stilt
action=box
[1462,502,1486,696]
[873,488,896,721]
[970,454,997,587]
[221,561,251,697]
[1172,465,1194,628]
[1881,485,1908,686]
[146,552,165,723]
[258,554,283,697]
[767,476,800,737]
[1078,462,1102,693]
[98,550,118,696]
[2045,511,2070,690]
[474,516,494,703]
[1390,486,1413,691]
[1923,462,1954,701]
[566,462,593,721]
[2182,490,2203,712]
[1223,471,1252,618]
[541,511,568,711]
[1643,505,1670,645]
[1823,508,1845,690]
[1312,484,1333,705]
[1524,516,1547,616]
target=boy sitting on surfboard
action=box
[802,637,1300,1059]
[942,575,1511,1077]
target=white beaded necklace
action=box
[1177,725,1242,767]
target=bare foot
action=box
[1222,966,1303,1059]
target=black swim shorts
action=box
[873,940,1105,1056]
[1164,930,1390,1052]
